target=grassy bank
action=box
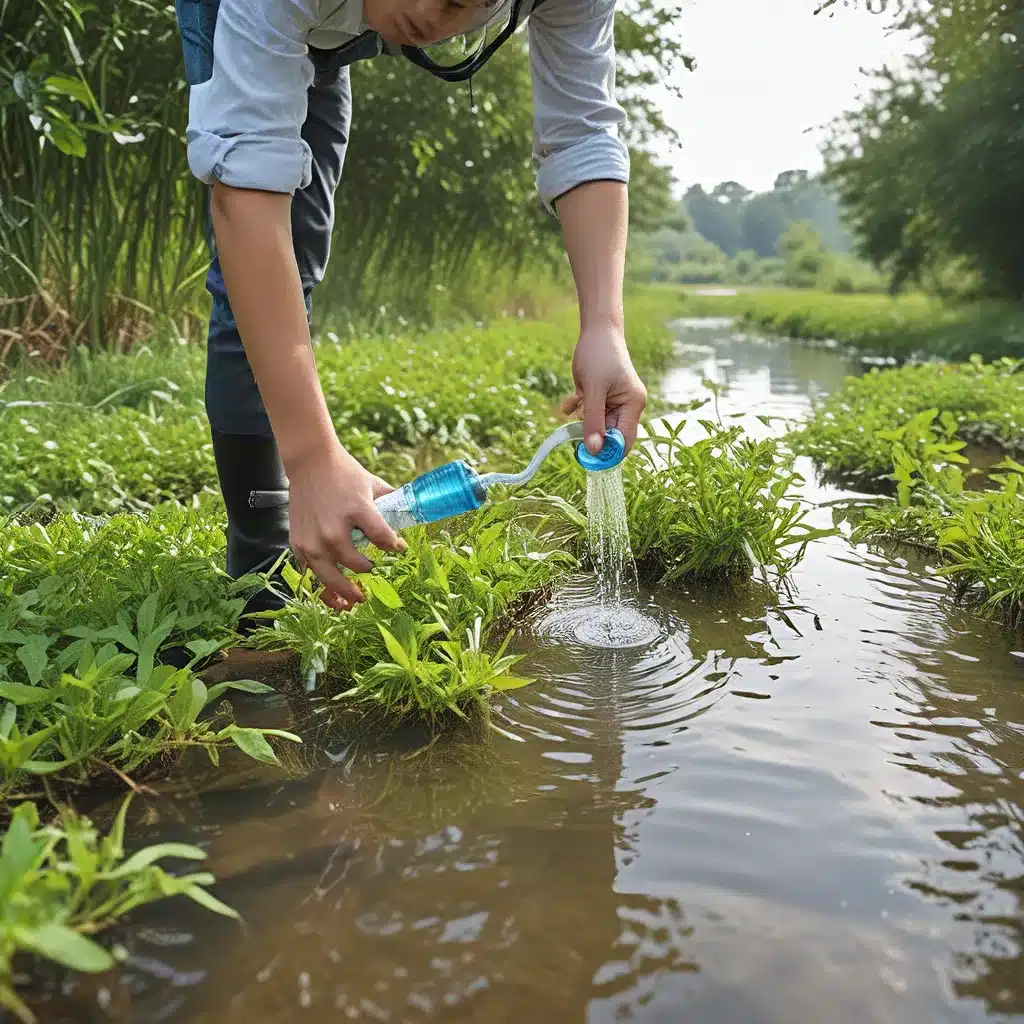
[793,358,1024,486]
[785,355,1024,627]
[0,288,842,1003]
[679,288,1024,362]
[853,452,1024,631]
[0,289,683,517]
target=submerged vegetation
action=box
[1,796,238,1024]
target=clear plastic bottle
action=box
[352,460,486,549]
[250,425,627,551]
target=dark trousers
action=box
[174,0,354,437]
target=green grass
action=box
[244,500,579,723]
[1,795,237,1024]
[793,358,1024,485]
[0,291,685,795]
[679,288,1024,362]
[0,503,300,798]
[0,290,683,516]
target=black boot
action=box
[210,428,291,633]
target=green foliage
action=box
[794,359,1024,484]
[1,295,680,514]
[853,451,1024,631]
[679,289,1024,362]
[0,504,301,794]
[0,0,208,356]
[244,503,577,722]
[624,413,834,582]
[824,0,1024,299]
[532,395,834,583]
[0,502,243,647]
[0,796,237,1024]
[0,0,689,355]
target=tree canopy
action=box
[822,0,1023,299]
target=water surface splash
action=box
[535,464,662,650]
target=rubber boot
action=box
[210,428,290,632]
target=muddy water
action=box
[32,322,1024,1023]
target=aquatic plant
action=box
[244,503,577,723]
[679,288,1024,362]
[794,358,1024,486]
[624,416,834,583]
[0,796,237,1024]
[0,633,300,797]
[530,395,834,584]
[853,450,1024,630]
[0,505,301,796]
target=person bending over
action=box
[174,0,647,618]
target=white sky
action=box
[650,0,922,195]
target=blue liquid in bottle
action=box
[404,460,487,524]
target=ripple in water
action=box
[536,465,661,650]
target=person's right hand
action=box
[285,438,406,611]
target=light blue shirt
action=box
[184,0,629,214]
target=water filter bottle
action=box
[351,460,486,548]
[248,423,627,551]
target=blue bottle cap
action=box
[575,428,627,472]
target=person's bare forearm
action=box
[556,180,628,332]
[556,180,645,455]
[210,182,335,469]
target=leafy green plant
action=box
[0,636,300,795]
[0,504,247,649]
[0,503,302,794]
[853,448,1024,629]
[793,358,1024,486]
[0,795,237,1024]
[245,503,577,722]
[622,415,835,582]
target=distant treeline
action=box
[683,170,851,258]
[628,170,885,293]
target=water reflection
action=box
[664,319,860,422]
[24,321,1024,1024]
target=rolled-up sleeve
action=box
[527,0,630,216]
[186,0,314,193]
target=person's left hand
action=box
[562,325,647,456]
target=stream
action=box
[28,319,1024,1023]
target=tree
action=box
[683,184,745,257]
[778,221,830,288]
[823,0,1024,299]
[739,194,789,257]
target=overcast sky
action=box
[651,0,922,195]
